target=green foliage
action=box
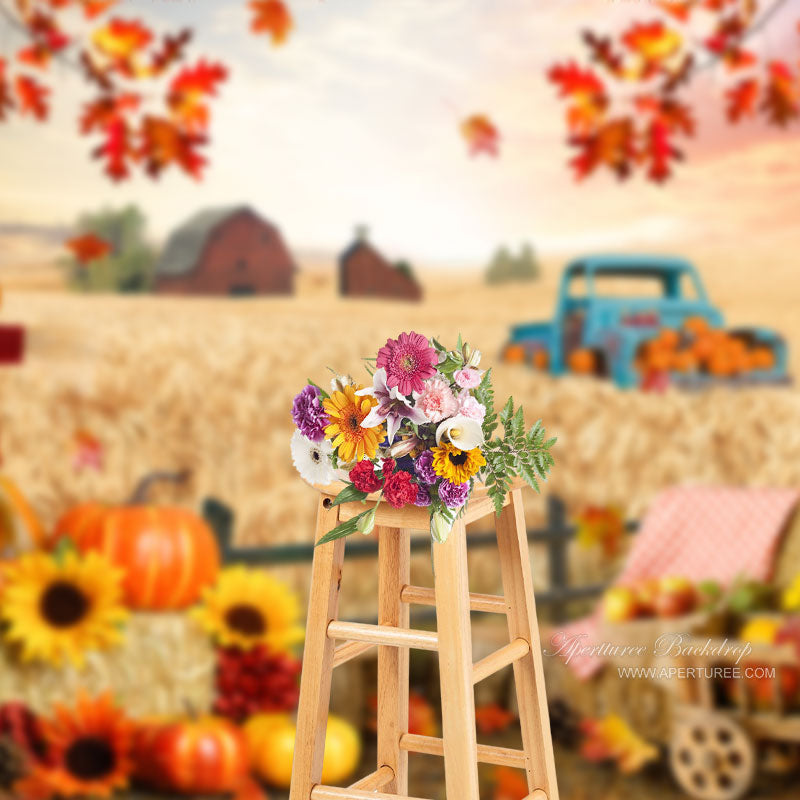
[394,260,418,283]
[482,396,556,515]
[316,508,375,545]
[66,205,155,293]
[486,242,541,285]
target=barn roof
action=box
[155,206,253,277]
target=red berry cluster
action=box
[214,646,302,721]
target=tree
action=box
[486,244,540,285]
[66,205,155,292]
[548,0,800,183]
[486,246,514,285]
[516,242,540,281]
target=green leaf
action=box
[52,537,78,565]
[316,509,374,545]
[330,484,369,507]
[307,379,329,399]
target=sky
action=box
[1,0,799,266]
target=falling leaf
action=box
[761,61,798,126]
[493,766,529,800]
[65,233,112,263]
[580,714,659,774]
[14,75,50,120]
[72,428,104,472]
[726,78,759,122]
[168,60,228,132]
[475,703,516,735]
[249,0,293,45]
[461,113,500,156]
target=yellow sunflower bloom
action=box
[323,384,383,463]
[192,565,304,652]
[431,443,486,484]
[1,550,128,668]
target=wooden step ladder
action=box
[289,483,559,800]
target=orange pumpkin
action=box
[670,350,698,373]
[502,343,526,364]
[133,715,249,795]
[52,472,219,610]
[683,316,711,337]
[750,346,775,370]
[567,348,597,375]
[654,328,680,350]
[531,348,549,370]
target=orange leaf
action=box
[475,703,516,734]
[168,60,227,132]
[460,113,500,157]
[569,117,635,181]
[149,29,192,76]
[656,1,693,22]
[761,61,799,127]
[80,92,139,133]
[492,766,529,800]
[65,233,111,263]
[548,62,608,133]
[139,115,207,179]
[16,12,69,69]
[726,78,759,122]
[92,17,153,63]
[622,21,683,68]
[83,0,117,18]
[249,0,293,45]
[14,75,49,120]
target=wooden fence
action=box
[203,496,639,623]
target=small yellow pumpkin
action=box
[243,712,361,788]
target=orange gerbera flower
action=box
[323,384,383,463]
[25,692,134,798]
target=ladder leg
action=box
[290,498,346,800]
[496,489,559,800]
[432,519,480,800]
[377,526,410,795]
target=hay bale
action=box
[0,613,215,717]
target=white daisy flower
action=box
[290,430,336,485]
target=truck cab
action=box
[508,254,787,389]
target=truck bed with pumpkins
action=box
[503,255,789,389]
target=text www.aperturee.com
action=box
[618,666,776,680]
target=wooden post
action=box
[289,497,346,800]
[432,519,480,800]
[377,526,411,796]
[496,490,560,800]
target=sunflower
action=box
[1,550,127,668]
[192,566,304,652]
[323,384,383,463]
[431,443,486,484]
[22,692,134,799]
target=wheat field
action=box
[2,251,800,568]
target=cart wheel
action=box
[669,711,756,800]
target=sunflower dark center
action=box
[65,737,116,781]
[225,604,267,635]
[448,451,470,466]
[40,581,89,628]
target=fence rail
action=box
[203,496,639,623]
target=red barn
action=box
[154,207,295,295]
[339,229,422,301]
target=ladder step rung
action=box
[472,637,530,684]
[332,640,375,668]
[400,585,507,614]
[348,765,395,791]
[399,733,527,769]
[327,620,438,651]
[311,786,430,800]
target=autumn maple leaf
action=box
[761,61,798,127]
[15,75,49,120]
[80,92,139,133]
[92,17,153,75]
[168,60,228,132]
[622,21,683,75]
[149,29,192,76]
[569,117,635,180]
[92,115,132,180]
[726,78,759,122]
[461,113,500,157]
[16,12,70,68]
[249,0,293,45]
[656,1,694,22]
[83,0,117,18]
[139,115,207,179]
[65,233,112,263]
[475,703,516,735]
[548,62,608,133]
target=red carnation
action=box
[383,470,418,509]
[381,458,396,478]
[349,459,383,493]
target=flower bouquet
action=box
[290,332,555,544]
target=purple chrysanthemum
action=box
[438,479,470,509]
[414,485,432,507]
[414,450,437,485]
[376,332,438,396]
[291,384,329,442]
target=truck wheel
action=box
[669,711,755,800]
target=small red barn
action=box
[154,206,295,296]
[339,229,422,302]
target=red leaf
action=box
[726,78,759,122]
[249,0,293,45]
[65,234,111,264]
[92,17,153,74]
[80,92,139,133]
[149,29,192,76]
[569,117,635,180]
[92,115,132,180]
[83,0,117,18]
[475,703,516,735]
[168,60,228,132]
[80,49,114,91]
[621,21,682,68]
[656,1,693,22]
[582,31,624,76]
[0,59,14,121]
[460,113,500,157]
[761,61,799,126]
[139,115,207,179]
[14,75,49,120]
[548,62,608,133]
[548,61,605,97]
[16,12,69,69]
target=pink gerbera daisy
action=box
[376,332,438,395]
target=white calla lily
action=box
[435,415,484,450]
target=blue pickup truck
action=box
[505,254,788,389]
